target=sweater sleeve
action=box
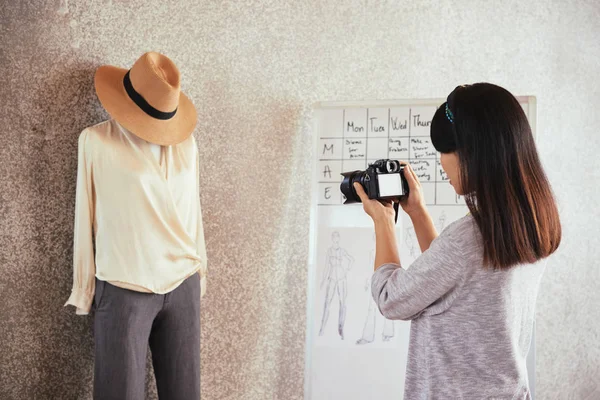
[371,219,471,321]
[64,129,96,315]
[193,137,208,298]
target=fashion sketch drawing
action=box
[319,231,354,340]
[357,235,395,344]
[405,210,448,258]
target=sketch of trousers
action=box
[319,278,348,339]
[319,239,353,340]
[357,290,394,344]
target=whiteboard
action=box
[305,97,537,400]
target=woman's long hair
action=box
[430,83,561,269]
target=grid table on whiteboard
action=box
[317,106,464,206]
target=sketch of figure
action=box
[356,235,395,345]
[319,231,354,340]
[405,211,447,259]
[405,226,418,257]
[436,211,447,232]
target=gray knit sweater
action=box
[372,214,545,399]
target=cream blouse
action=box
[64,119,207,315]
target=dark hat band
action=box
[123,70,178,120]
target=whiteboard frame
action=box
[305,96,538,400]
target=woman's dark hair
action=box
[430,83,561,269]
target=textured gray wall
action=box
[1,0,599,399]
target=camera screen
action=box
[378,173,405,197]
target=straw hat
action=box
[94,51,197,146]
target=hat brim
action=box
[94,65,197,146]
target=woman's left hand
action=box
[353,182,397,223]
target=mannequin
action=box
[64,52,207,400]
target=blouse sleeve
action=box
[371,219,472,321]
[193,137,208,297]
[64,129,96,315]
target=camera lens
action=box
[340,171,364,204]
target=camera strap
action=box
[394,202,400,224]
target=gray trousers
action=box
[92,273,201,400]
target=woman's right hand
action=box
[399,162,427,216]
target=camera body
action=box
[340,159,409,204]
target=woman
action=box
[353,83,561,399]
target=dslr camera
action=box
[340,159,409,205]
